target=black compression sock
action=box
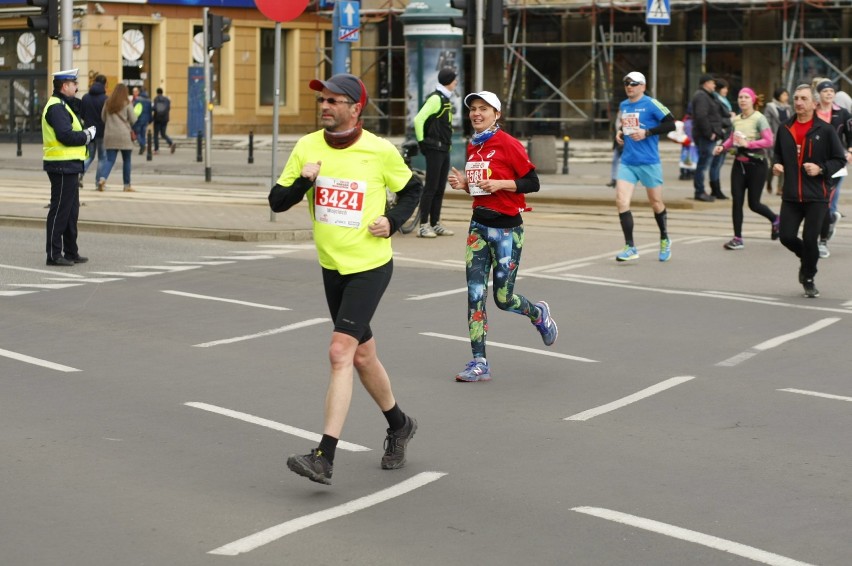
[654,208,668,240]
[318,434,338,464]
[383,403,406,431]
[619,211,634,246]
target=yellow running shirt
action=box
[277,129,412,274]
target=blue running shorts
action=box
[617,162,664,189]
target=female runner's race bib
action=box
[465,161,491,196]
[314,176,366,228]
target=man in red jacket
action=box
[773,84,846,298]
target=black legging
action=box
[729,159,776,238]
[419,148,450,225]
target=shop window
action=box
[122,24,152,95]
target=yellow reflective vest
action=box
[42,97,87,161]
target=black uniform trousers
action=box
[46,171,80,261]
[419,148,451,226]
[778,200,828,280]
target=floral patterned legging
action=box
[466,220,538,359]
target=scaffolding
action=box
[319,0,851,137]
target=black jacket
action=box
[43,90,90,174]
[80,81,107,139]
[690,87,723,141]
[153,94,171,124]
[774,115,846,203]
[419,90,453,152]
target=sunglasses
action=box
[316,96,355,106]
[623,81,642,87]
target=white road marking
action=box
[407,281,493,301]
[128,265,201,272]
[572,506,817,566]
[8,283,85,290]
[564,376,695,421]
[717,318,840,367]
[392,255,463,269]
[681,236,720,244]
[167,260,236,266]
[230,250,297,256]
[524,238,704,274]
[558,274,631,283]
[842,300,852,308]
[548,262,592,271]
[162,290,290,311]
[705,290,780,301]
[422,332,597,362]
[0,290,39,296]
[0,264,85,278]
[44,277,123,283]
[208,472,447,556]
[184,402,369,451]
[193,318,329,347]
[778,388,852,403]
[202,255,275,261]
[0,347,81,372]
[257,244,315,250]
[89,271,165,277]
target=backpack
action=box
[155,100,168,115]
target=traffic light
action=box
[207,12,232,50]
[485,0,503,37]
[450,0,475,36]
[27,0,59,39]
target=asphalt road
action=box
[1,211,851,565]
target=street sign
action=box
[339,27,360,42]
[646,0,671,25]
[339,0,359,29]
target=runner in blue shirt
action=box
[614,71,677,262]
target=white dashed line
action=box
[0,347,81,372]
[193,318,330,347]
[778,388,852,403]
[8,283,86,290]
[422,332,597,362]
[717,318,841,367]
[209,472,447,556]
[564,376,695,421]
[572,506,817,566]
[161,290,291,311]
[184,402,370,451]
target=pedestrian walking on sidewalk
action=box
[447,90,558,383]
[152,88,176,154]
[97,83,137,192]
[269,73,422,485]
[80,74,107,189]
[42,68,95,267]
[714,87,779,251]
[613,71,676,263]
[708,78,735,200]
[132,89,152,155]
[773,84,846,298]
[413,67,458,238]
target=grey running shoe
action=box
[381,416,417,470]
[432,222,454,236]
[418,225,437,238]
[802,279,819,299]
[818,240,830,259]
[827,211,840,241]
[287,449,333,485]
[723,237,744,250]
[455,359,491,382]
[532,301,558,346]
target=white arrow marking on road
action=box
[778,388,852,403]
[572,506,817,566]
[564,376,695,421]
[193,318,330,347]
[0,290,39,296]
[184,402,369,451]
[422,332,597,362]
[162,290,291,311]
[0,264,85,278]
[343,1,356,27]
[8,283,85,290]
[209,472,447,556]
[717,317,840,366]
[0,347,81,372]
[44,278,123,283]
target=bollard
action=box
[196,131,203,163]
[562,136,570,175]
[146,127,153,161]
[16,128,23,157]
[248,131,254,164]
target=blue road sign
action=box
[646,0,671,25]
[339,27,360,42]
[339,1,360,29]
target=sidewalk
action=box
[0,136,784,241]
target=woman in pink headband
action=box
[714,87,780,250]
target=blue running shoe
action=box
[616,245,639,262]
[532,301,558,346]
[455,358,491,382]
[659,238,672,262]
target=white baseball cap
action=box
[464,91,501,112]
[623,71,646,85]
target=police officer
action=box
[43,68,96,266]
